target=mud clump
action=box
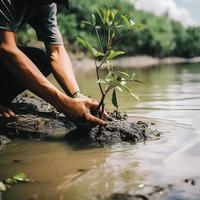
[65,111,160,145]
[0,95,75,140]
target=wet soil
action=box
[65,110,160,145]
[0,96,160,146]
[0,96,75,143]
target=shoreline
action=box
[70,54,200,71]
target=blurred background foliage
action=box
[16,0,200,58]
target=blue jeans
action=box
[0,47,51,106]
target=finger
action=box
[5,108,15,116]
[1,111,11,118]
[84,113,107,126]
[88,100,99,109]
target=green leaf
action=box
[105,9,111,25]
[105,71,115,82]
[106,50,125,60]
[112,89,118,108]
[130,19,135,26]
[121,85,131,92]
[5,178,16,184]
[116,86,123,92]
[102,8,108,25]
[95,51,104,57]
[97,79,107,84]
[130,73,136,80]
[116,24,123,29]
[119,78,126,86]
[111,11,115,20]
[92,48,103,57]
[96,8,103,23]
[134,79,145,83]
[13,173,26,182]
[121,15,136,29]
[0,181,6,192]
[130,92,139,100]
[116,71,130,77]
[122,85,139,100]
[81,21,93,26]
[92,13,96,25]
[121,15,130,27]
[77,37,95,55]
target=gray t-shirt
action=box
[0,0,63,45]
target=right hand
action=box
[58,94,107,126]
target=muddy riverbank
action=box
[0,96,160,147]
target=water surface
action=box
[1,63,200,200]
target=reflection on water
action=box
[1,64,200,200]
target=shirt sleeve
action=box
[0,0,17,32]
[29,4,63,45]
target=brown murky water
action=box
[1,64,200,200]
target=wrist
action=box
[54,90,71,112]
[71,90,81,98]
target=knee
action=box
[18,46,52,76]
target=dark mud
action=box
[65,111,160,145]
[0,96,75,141]
[0,96,160,145]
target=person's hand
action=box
[76,93,109,119]
[0,104,15,118]
[58,94,107,127]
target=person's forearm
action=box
[46,45,80,97]
[0,46,68,109]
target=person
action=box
[0,0,106,126]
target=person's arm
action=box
[0,31,106,125]
[45,44,79,97]
[0,31,63,107]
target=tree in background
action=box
[17,0,200,58]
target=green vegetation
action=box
[0,172,31,193]
[77,7,141,116]
[17,0,200,58]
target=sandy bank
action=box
[70,54,200,71]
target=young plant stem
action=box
[97,86,114,118]
[95,26,104,53]
[97,93,106,117]
[107,27,111,48]
[96,65,104,96]
[99,103,105,119]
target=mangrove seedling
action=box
[77,7,141,118]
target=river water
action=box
[0,63,200,200]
